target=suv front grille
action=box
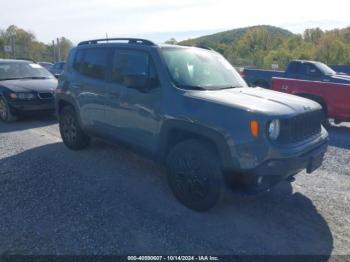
[277,110,322,144]
[38,92,54,99]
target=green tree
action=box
[303,28,324,45]
[164,38,177,45]
[0,25,73,62]
[58,37,73,61]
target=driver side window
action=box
[111,49,159,89]
[302,64,321,77]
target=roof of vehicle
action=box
[76,38,215,52]
[290,59,323,64]
[0,58,36,63]
[78,38,156,47]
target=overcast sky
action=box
[1,0,349,44]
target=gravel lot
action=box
[0,116,349,257]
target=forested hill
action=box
[179,25,294,47]
[178,25,350,69]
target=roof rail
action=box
[78,38,156,46]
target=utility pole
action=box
[57,38,61,62]
[52,40,56,63]
[10,31,16,59]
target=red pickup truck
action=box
[272,77,350,124]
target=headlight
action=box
[11,92,36,100]
[268,119,280,140]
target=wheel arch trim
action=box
[157,119,236,172]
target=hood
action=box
[330,74,350,83]
[186,87,321,116]
[0,78,58,93]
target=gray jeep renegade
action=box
[55,38,328,211]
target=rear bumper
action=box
[237,139,328,193]
[8,99,55,115]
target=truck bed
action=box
[243,68,284,88]
[272,77,350,122]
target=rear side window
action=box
[287,62,299,74]
[300,63,320,76]
[111,50,151,85]
[73,48,109,80]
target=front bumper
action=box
[8,99,55,115]
[236,139,328,193]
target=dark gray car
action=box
[55,38,328,211]
[0,59,57,122]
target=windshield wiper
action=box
[0,76,51,81]
[21,76,51,79]
[177,85,244,91]
[210,85,243,90]
[177,85,207,90]
[0,77,25,81]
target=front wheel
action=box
[0,96,17,122]
[166,139,224,211]
[320,103,330,128]
[59,106,90,150]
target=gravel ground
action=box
[0,116,349,257]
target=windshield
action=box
[315,62,336,76]
[161,47,247,90]
[0,62,54,80]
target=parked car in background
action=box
[243,60,350,88]
[0,59,57,122]
[38,62,54,70]
[49,61,66,77]
[272,77,350,124]
[55,38,328,211]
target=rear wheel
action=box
[166,139,224,211]
[0,96,17,122]
[320,103,330,128]
[59,106,90,150]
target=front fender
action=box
[157,119,238,172]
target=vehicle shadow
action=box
[327,123,350,149]
[0,141,333,257]
[0,115,57,133]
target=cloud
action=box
[0,0,349,44]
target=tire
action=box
[59,105,90,150]
[0,96,17,123]
[166,139,224,211]
[320,103,330,128]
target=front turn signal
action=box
[250,120,260,138]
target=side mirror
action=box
[54,74,60,79]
